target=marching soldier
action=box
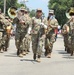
[13,7,32,57]
[0,9,11,53]
[45,10,58,58]
[4,16,12,51]
[62,7,74,56]
[66,7,74,56]
[13,7,28,57]
[61,24,70,53]
[31,8,47,62]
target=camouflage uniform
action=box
[0,14,9,52]
[4,17,12,51]
[62,7,74,55]
[61,24,70,53]
[31,15,47,61]
[68,20,74,55]
[45,10,58,58]
[13,7,30,57]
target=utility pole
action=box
[20,0,28,5]
[4,0,6,16]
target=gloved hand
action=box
[40,23,45,26]
[25,34,29,38]
[40,23,47,29]
[27,27,31,34]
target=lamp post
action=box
[4,0,6,16]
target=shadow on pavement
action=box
[20,59,38,64]
[56,50,74,59]
[56,50,68,54]
[4,53,17,57]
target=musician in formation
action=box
[62,7,74,56]
[45,10,58,58]
[0,8,12,53]
[31,8,47,62]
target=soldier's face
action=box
[20,10,25,15]
[36,11,42,17]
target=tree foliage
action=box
[29,9,36,17]
[0,0,25,15]
[48,0,73,25]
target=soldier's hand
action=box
[42,34,46,38]
[19,20,25,24]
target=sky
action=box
[18,0,49,17]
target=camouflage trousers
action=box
[15,32,27,52]
[32,34,44,56]
[63,34,69,48]
[23,34,31,52]
[0,32,7,50]
[4,33,10,49]
[45,32,55,55]
[71,36,74,51]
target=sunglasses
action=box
[20,10,25,12]
[24,12,28,14]
[37,11,42,13]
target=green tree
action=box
[48,0,73,25]
[30,9,36,17]
[0,0,26,15]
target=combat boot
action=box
[18,50,23,57]
[33,54,36,60]
[27,50,30,52]
[19,53,23,57]
[22,51,26,55]
[71,51,73,56]
[46,53,51,58]
[26,51,29,54]
[17,49,20,56]
[0,49,4,53]
[37,55,41,63]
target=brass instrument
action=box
[66,7,74,19]
[8,7,17,19]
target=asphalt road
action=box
[0,35,74,75]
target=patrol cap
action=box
[49,10,54,14]
[20,7,25,11]
[36,8,42,12]
[69,7,74,16]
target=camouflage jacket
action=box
[0,14,11,31]
[31,16,47,37]
[47,18,58,33]
[13,16,30,33]
[68,21,74,36]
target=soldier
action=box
[13,7,31,57]
[62,7,74,55]
[61,24,70,53]
[4,16,12,51]
[0,8,8,53]
[66,7,74,56]
[45,10,58,58]
[31,8,47,62]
